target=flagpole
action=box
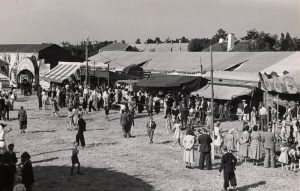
[85,38,89,87]
[210,46,215,160]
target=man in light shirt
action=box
[259,104,268,131]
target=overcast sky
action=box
[0,0,299,44]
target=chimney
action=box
[227,33,236,52]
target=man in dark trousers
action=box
[3,143,18,190]
[18,106,27,133]
[262,127,276,168]
[219,146,237,191]
[198,128,213,170]
[76,114,86,147]
[37,85,42,109]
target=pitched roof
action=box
[133,43,189,52]
[0,44,54,53]
[99,43,131,52]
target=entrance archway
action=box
[17,69,34,85]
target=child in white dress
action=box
[172,120,183,147]
[13,176,26,191]
[278,141,289,170]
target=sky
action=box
[0,0,299,44]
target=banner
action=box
[259,72,274,91]
[283,76,298,94]
[271,73,284,93]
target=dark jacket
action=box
[78,118,86,134]
[219,152,237,173]
[18,109,27,122]
[120,112,129,126]
[198,134,213,152]
[21,161,35,189]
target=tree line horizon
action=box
[60,28,300,60]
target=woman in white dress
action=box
[183,129,195,168]
[214,121,223,154]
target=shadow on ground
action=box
[238,181,266,191]
[35,166,154,191]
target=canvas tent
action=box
[42,62,81,83]
[191,84,255,100]
[135,74,206,93]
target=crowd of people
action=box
[1,81,300,190]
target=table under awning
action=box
[42,62,81,83]
[191,84,254,100]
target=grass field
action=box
[5,94,299,191]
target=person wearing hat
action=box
[262,127,276,168]
[198,128,213,170]
[20,152,35,190]
[242,100,250,122]
[218,146,238,191]
[0,123,11,154]
[18,106,27,133]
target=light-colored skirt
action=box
[183,149,194,163]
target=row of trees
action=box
[61,28,300,59]
[188,28,300,52]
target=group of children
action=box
[278,140,300,172]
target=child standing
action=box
[13,176,26,191]
[82,98,88,115]
[71,142,82,175]
[288,143,297,172]
[146,116,156,144]
[172,119,183,147]
[278,141,289,170]
[51,98,60,118]
[218,146,237,191]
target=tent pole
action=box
[210,46,215,160]
[276,93,279,134]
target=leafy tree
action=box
[180,36,189,43]
[188,38,210,52]
[135,38,141,44]
[145,38,155,44]
[211,28,228,44]
[242,28,260,40]
[154,37,162,44]
[279,32,295,51]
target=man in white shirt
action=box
[259,105,268,131]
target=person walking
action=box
[218,146,237,191]
[76,114,86,147]
[120,109,130,138]
[249,125,262,165]
[262,127,276,168]
[146,116,156,144]
[18,106,27,133]
[198,128,213,170]
[71,142,82,175]
[238,125,250,163]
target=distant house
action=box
[203,33,252,52]
[0,44,80,87]
[99,42,137,52]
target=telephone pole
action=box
[85,38,89,86]
[210,45,215,160]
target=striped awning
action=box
[42,62,81,83]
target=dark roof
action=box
[0,44,54,53]
[99,43,131,52]
[135,74,201,88]
[203,42,227,52]
[231,41,251,52]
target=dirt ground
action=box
[4,94,299,191]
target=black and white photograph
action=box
[0,0,299,190]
